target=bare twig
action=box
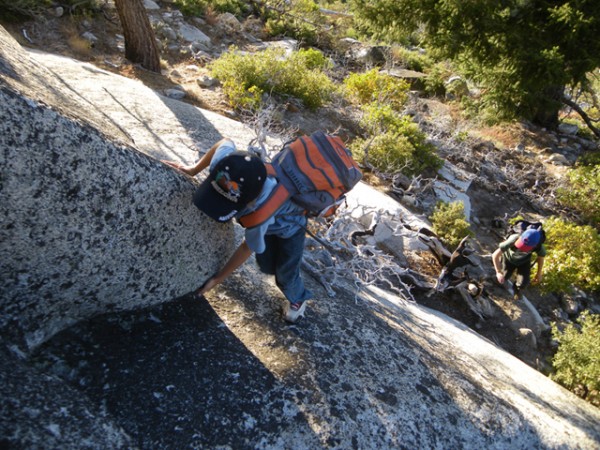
[303,208,425,303]
[561,95,600,139]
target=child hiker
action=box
[164,138,312,323]
[492,227,546,299]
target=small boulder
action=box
[178,23,211,45]
[518,328,537,348]
[197,76,219,88]
[545,153,571,166]
[558,122,579,135]
[164,88,186,99]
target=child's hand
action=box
[195,277,219,297]
[495,272,505,284]
[162,160,195,176]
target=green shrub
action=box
[508,215,526,226]
[0,0,51,19]
[349,2,415,45]
[358,101,398,131]
[262,0,324,45]
[390,46,433,72]
[343,55,442,179]
[551,311,600,406]
[210,47,335,110]
[344,69,410,109]
[351,103,442,176]
[0,0,107,19]
[429,201,473,249]
[173,0,246,17]
[294,47,332,70]
[172,0,203,16]
[542,217,600,294]
[423,62,455,98]
[557,159,600,227]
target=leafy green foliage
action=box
[344,69,441,177]
[351,127,441,177]
[429,201,473,249]
[557,158,600,227]
[508,215,526,226]
[173,0,246,17]
[390,46,433,73]
[349,0,600,127]
[423,62,452,98]
[344,69,409,109]
[358,104,441,174]
[349,0,414,44]
[261,0,325,45]
[210,47,335,110]
[294,46,332,70]
[0,0,105,20]
[0,0,51,20]
[542,217,600,293]
[551,311,600,406]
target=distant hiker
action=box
[492,223,546,299]
[163,133,361,323]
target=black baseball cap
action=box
[193,151,267,222]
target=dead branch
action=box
[561,95,600,139]
[240,100,298,160]
[303,209,420,303]
[454,281,486,320]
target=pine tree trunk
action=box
[532,85,563,129]
[114,0,161,73]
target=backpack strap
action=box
[238,165,291,228]
[265,163,276,177]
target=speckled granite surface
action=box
[1,24,599,450]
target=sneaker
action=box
[513,285,522,301]
[284,301,307,323]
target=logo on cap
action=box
[212,170,241,203]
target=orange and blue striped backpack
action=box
[238,131,362,228]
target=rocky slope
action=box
[1,3,599,448]
[6,0,596,373]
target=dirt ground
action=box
[1,8,574,375]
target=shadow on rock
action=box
[31,294,319,449]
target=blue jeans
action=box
[255,228,313,304]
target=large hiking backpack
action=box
[238,131,362,228]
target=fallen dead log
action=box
[520,294,551,337]
[453,280,494,320]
